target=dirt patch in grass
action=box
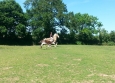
[73,58,82,61]
[98,73,115,81]
[87,73,95,77]
[1,67,13,70]
[72,80,94,83]
[36,64,49,67]
[0,77,19,82]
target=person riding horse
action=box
[49,32,53,42]
[40,32,59,48]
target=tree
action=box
[74,13,103,33]
[0,0,27,38]
[24,0,67,40]
[65,12,103,44]
[66,12,78,33]
[109,31,115,43]
[63,12,80,44]
[79,28,93,44]
[98,28,109,44]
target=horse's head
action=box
[54,33,59,38]
[52,33,59,42]
[57,34,59,38]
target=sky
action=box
[16,0,115,32]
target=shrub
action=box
[76,41,82,45]
[107,41,115,46]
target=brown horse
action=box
[40,33,59,48]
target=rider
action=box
[50,32,53,42]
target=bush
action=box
[107,41,115,46]
[76,41,82,45]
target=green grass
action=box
[0,45,115,83]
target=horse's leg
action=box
[40,44,42,48]
[53,42,57,47]
[41,43,43,48]
[55,42,58,47]
[49,44,52,47]
[54,42,57,47]
[47,44,51,48]
[45,44,49,49]
[47,44,49,48]
[51,42,55,47]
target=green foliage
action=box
[16,23,26,37]
[66,12,78,32]
[24,0,67,38]
[98,28,109,44]
[0,26,7,33]
[65,12,103,44]
[76,41,82,45]
[0,0,27,38]
[107,41,115,46]
[68,13,103,33]
[109,31,115,43]
[79,28,93,44]
[32,27,44,44]
[0,0,114,45]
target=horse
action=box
[40,33,59,48]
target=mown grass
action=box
[0,45,115,83]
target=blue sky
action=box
[16,0,115,32]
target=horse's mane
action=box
[53,33,59,42]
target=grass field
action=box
[0,45,115,83]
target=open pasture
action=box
[0,45,115,83]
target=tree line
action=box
[0,0,115,45]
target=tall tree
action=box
[74,13,103,33]
[65,12,103,44]
[109,30,115,43]
[98,28,109,44]
[0,0,27,38]
[24,0,67,39]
